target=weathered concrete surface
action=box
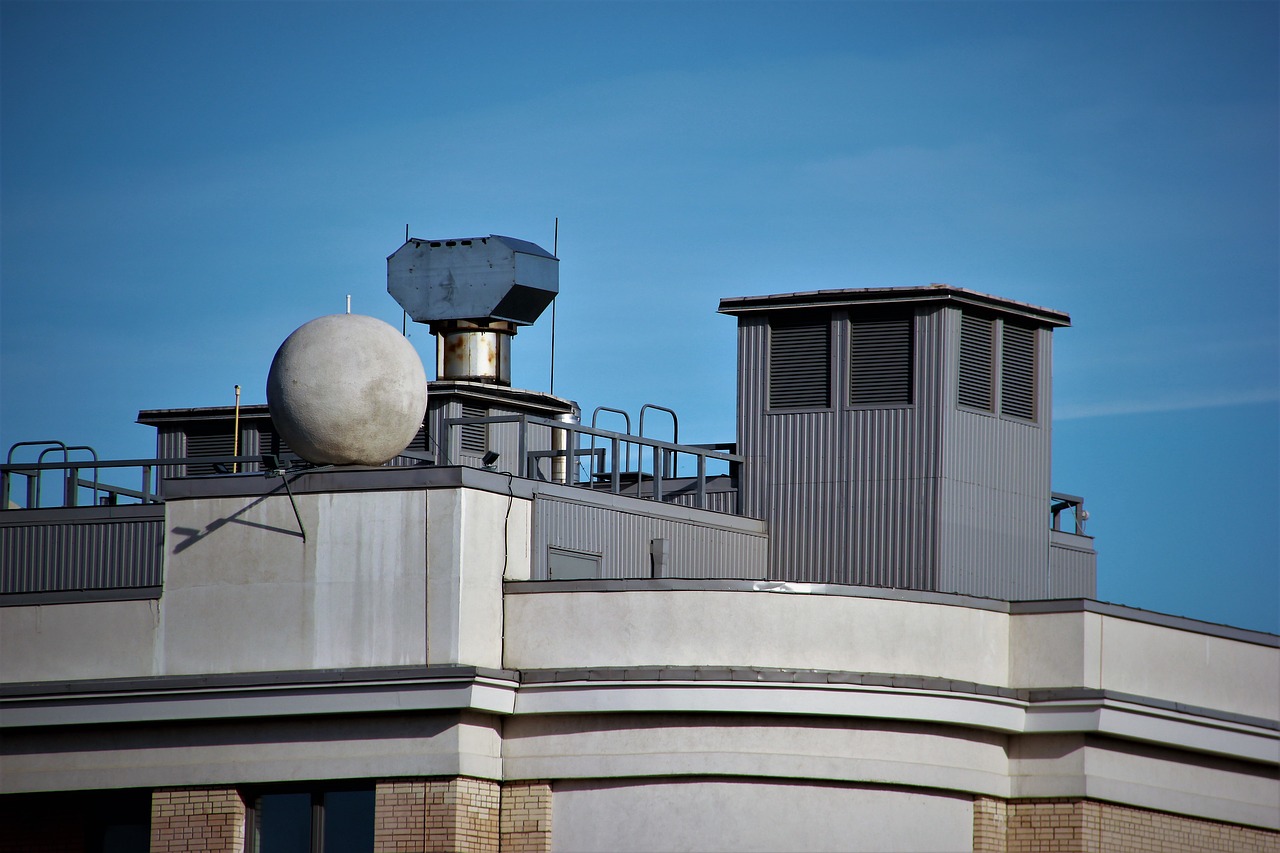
[266,313,427,465]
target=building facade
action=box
[2,279,1276,853]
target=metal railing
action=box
[1050,492,1088,535]
[1,454,264,510]
[442,413,741,510]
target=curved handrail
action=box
[639,404,679,481]
[590,406,633,479]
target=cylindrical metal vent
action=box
[551,403,581,484]
[433,320,515,385]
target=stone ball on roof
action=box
[266,314,427,466]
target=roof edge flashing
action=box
[718,285,1071,328]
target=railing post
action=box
[696,453,707,509]
[652,446,663,502]
[518,414,529,478]
[65,466,79,507]
[610,437,621,495]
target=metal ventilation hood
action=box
[387,235,559,326]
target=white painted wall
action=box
[550,778,974,853]
[160,490,429,675]
[0,599,159,683]
[1,485,532,683]
[505,590,1010,685]
[1011,610,1278,722]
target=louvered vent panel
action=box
[257,425,293,466]
[1001,324,1037,420]
[769,318,830,409]
[461,405,488,454]
[958,314,994,411]
[185,429,236,475]
[849,317,912,406]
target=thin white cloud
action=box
[1056,388,1280,420]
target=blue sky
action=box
[2,1,1276,632]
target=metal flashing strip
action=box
[503,578,1012,613]
[0,586,161,607]
[717,286,1072,328]
[0,665,520,728]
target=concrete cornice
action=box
[5,665,1273,766]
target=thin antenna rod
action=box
[550,217,559,395]
[346,294,351,314]
[405,223,410,241]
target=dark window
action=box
[958,314,995,411]
[849,316,913,406]
[250,788,374,853]
[769,315,830,409]
[1000,324,1037,420]
[460,405,488,454]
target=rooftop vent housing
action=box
[387,235,559,386]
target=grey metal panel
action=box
[734,299,1086,600]
[532,495,767,581]
[936,320,1056,600]
[0,511,164,594]
[1049,532,1098,598]
[740,306,947,587]
[388,235,558,326]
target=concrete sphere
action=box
[266,314,427,466]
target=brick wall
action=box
[375,777,501,853]
[499,781,552,853]
[974,796,1280,853]
[150,788,246,853]
[974,796,1008,853]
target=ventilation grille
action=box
[958,314,994,411]
[849,317,912,406]
[460,405,488,454]
[257,425,291,462]
[1000,324,1037,420]
[769,316,830,409]
[184,429,236,475]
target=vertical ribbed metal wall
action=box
[738,307,945,587]
[735,299,1078,600]
[1049,532,1098,598]
[935,322,1053,599]
[532,491,767,580]
[0,508,164,594]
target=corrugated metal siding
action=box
[1049,532,1097,598]
[936,323,1054,599]
[739,307,945,587]
[533,495,767,580]
[665,487,739,515]
[0,513,164,593]
[735,303,1080,600]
